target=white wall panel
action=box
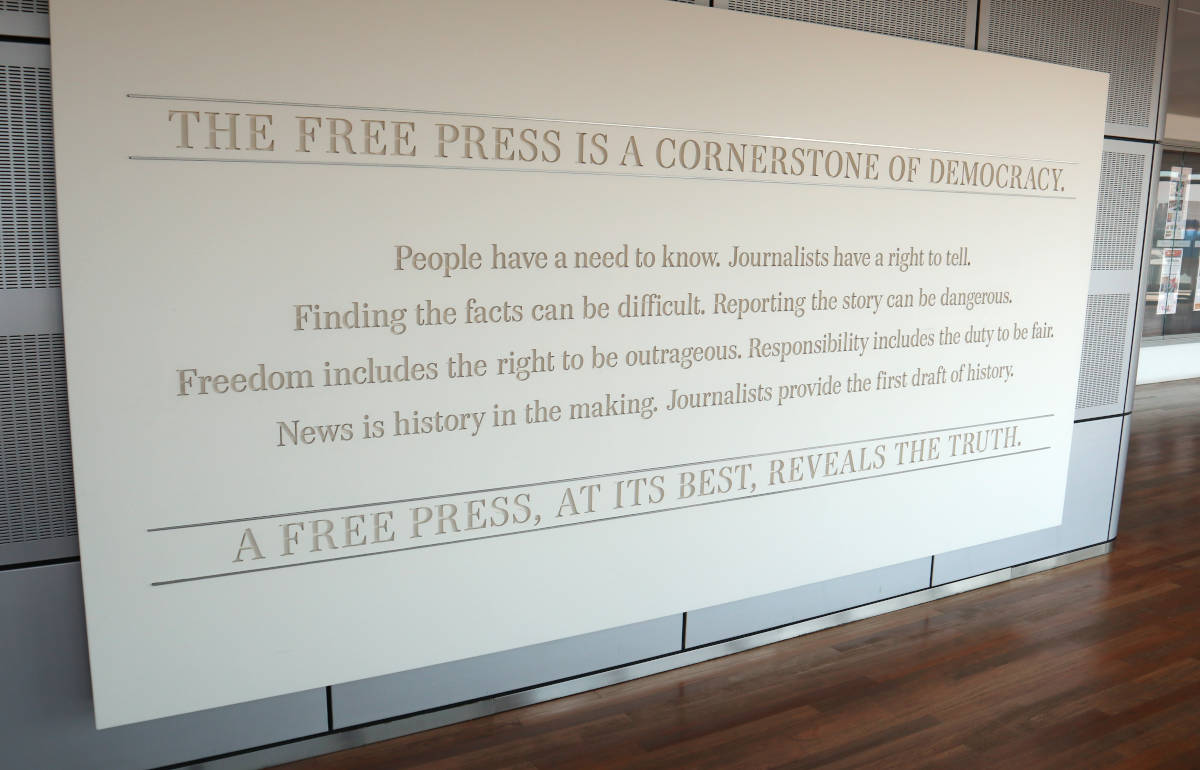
[1136,341,1200,383]
[50,0,1106,726]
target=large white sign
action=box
[50,0,1106,727]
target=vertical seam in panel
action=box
[973,0,982,49]
[681,612,689,650]
[325,686,333,731]
[928,556,936,587]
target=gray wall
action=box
[0,0,1165,766]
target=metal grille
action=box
[1,63,58,289]
[1092,149,1146,271]
[985,0,1161,130]
[725,0,971,47]
[1075,294,1130,410]
[0,333,77,545]
[0,1,49,13]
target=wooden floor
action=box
[278,380,1200,769]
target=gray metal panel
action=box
[1109,414,1132,539]
[714,0,976,48]
[0,287,62,333]
[1,332,78,564]
[1,41,59,290]
[1153,0,1174,143]
[1075,138,1153,420]
[979,0,1167,140]
[1074,292,1134,417]
[331,615,681,729]
[1091,139,1153,273]
[0,562,328,770]
[0,39,72,566]
[0,532,74,564]
[0,36,47,67]
[0,5,50,38]
[932,416,1121,584]
[1126,142,1163,412]
[685,557,931,647]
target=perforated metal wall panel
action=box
[1,43,57,290]
[1,1,49,12]
[0,333,77,565]
[1075,293,1132,410]
[979,0,1166,140]
[714,0,975,47]
[1093,147,1149,271]
[0,42,70,566]
[1073,138,1151,420]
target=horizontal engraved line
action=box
[126,92,1079,166]
[127,156,1075,199]
[150,445,1051,587]
[148,413,1053,533]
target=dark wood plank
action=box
[276,379,1200,769]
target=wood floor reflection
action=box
[276,379,1200,769]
